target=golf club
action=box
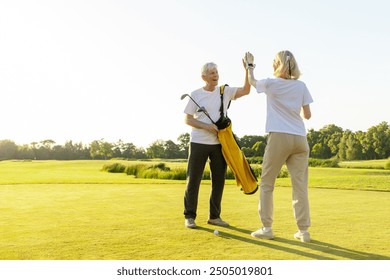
[180,94,215,124]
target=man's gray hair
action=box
[201,62,218,75]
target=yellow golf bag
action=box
[217,85,258,195]
[218,123,258,194]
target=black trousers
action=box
[184,142,227,220]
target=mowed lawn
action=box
[0,160,389,260]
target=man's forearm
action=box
[185,115,207,129]
[185,114,218,133]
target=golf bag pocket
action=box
[215,116,231,130]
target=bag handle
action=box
[219,84,230,118]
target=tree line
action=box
[0,121,389,161]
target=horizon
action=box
[2,120,388,148]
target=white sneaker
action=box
[207,218,229,227]
[294,231,310,243]
[185,218,197,229]
[251,227,274,239]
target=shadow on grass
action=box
[197,226,389,260]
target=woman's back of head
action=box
[273,50,301,80]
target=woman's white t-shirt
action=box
[256,78,313,136]
[184,86,237,144]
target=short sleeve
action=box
[302,84,313,106]
[256,79,269,93]
[225,86,238,101]
[184,96,197,115]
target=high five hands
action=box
[243,52,255,69]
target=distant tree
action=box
[146,140,165,158]
[177,133,190,158]
[35,140,56,160]
[17,144,35,159]
[307,129,321,154]
[134,147,147,159]
[328,131,343,157]
[52,145,66,160]
[252,141,266,157]
[40,139,56,149]
[238,135,266,149]
[164,140,182,158]
[90,139,113,159]
[367,121,390,159]
[360,132,375,159]
[111,139,124,158]
[101,141,114,159]
[338,130,352,160]
[311,143,327,159]
[353,131,366,160]
[2,121,389,161]
[241,147,255,157]
[121,142,138,159]
[0,140,18,159]
[60,141,89,160]
[346,133,359,160]
[308,125,343,158]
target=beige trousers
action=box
[259,132,311,231]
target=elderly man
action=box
[183,59,250,229]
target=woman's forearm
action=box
[248,67,257,87]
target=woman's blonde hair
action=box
[273,50,300,80]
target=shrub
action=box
[251,165,262,178]
[138,168,160,179]
[121,163,186,180]
[308,158,339,168]
[385,157,390,170]
[137,168,166,179]
[102,162,292,180]
[247,165,289,179]
[151,163,170,171]
[247,157,263,164]
[125,164,147,176]
[170,168,187,180]
[226,168,235,179]
[202,170,210,180]
[277,168,290,178]
[102,162,126,173]
[226,165,288,180]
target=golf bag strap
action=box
[219,84,230,118]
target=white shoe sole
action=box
[251,232,274,240]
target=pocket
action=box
[215,116,231,130]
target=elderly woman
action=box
[245,50,313,242]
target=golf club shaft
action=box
[183,94,216,124]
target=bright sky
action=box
[1,0,389,148]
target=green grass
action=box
[339,159,387,169]
[0,160,389,260]
[280,167,390,192]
